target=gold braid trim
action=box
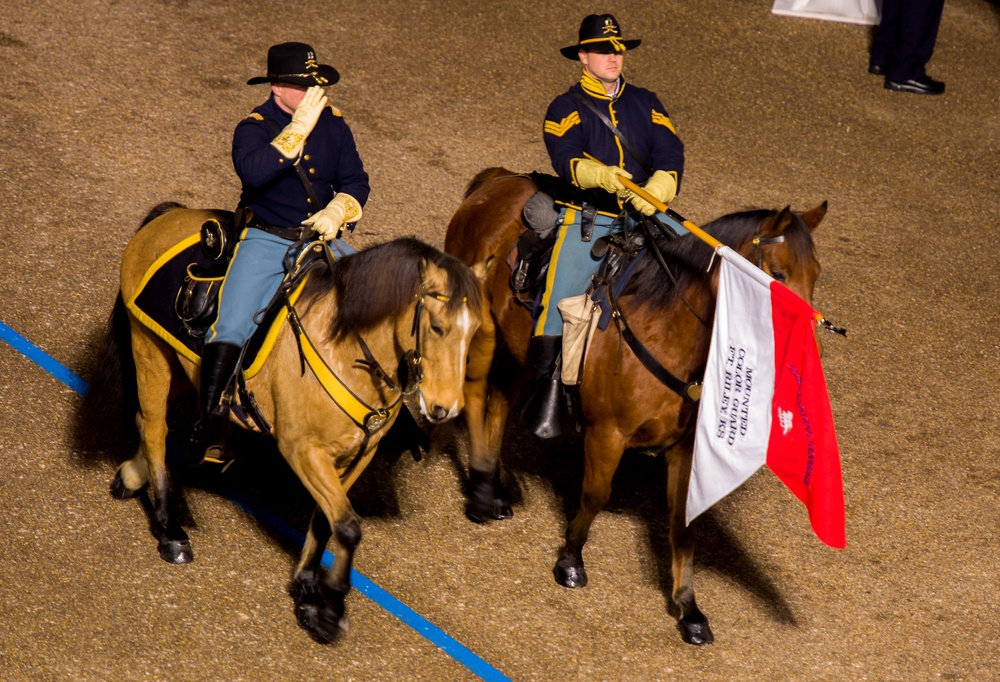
[579,37,626,52]
[272,131,304,155]
[341,195,361,222]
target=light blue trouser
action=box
[533,207,688,337]
[208,228,355,347]
[208,228,292,347]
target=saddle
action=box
[507,173,620,310]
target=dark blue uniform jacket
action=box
[232,96,370,228]
[544,72,684,192]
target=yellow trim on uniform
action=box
[544,111,581,137]
[247,113,264,121]
[534,208,576,336]
[580,71,611,99]
[652,110,677,134]
[553,199,619,218]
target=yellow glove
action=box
[270,86,328,160]
[629,170,678,216]
[574,159,633,194]
[302,193,363,241]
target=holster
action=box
[200,212,241,262]
[579,203,597,242]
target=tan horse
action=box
[81,203,489,642]
[444,168,826,645]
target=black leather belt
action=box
[246,216,305,241]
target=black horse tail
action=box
[139,201,186,230]
[75,292,139,461]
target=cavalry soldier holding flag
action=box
[527,14,686,436]
[191,42,371,465]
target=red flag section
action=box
[766,283,846,548]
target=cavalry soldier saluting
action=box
[526,14,686,437]
[192,42,371,465]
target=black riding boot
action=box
[188,341,242,466]
[522,335,564,439]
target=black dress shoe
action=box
[868,63,887,76]
[885,75,945,95]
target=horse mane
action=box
[300,237,484,342]
[624,208,816,309]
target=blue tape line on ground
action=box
[226,488,510,682]
[1,318,510,682]
[0,320,89,394]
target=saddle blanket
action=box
[126,233,351,377]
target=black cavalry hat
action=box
[246,42,340,86]
[560,14,641,60]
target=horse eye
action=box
[772,271,786,282]
[430,323,445,336]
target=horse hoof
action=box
[110,472,139,499]
[158,538,194,564]
[492,499,514,520]
[295,601,343,644]
[554,559,588,588]
[679,618,714,645]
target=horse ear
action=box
[762,206,794,238]
[798,201,828,232]
[471,255,495,283]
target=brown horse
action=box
[81,203,489,642]
[444,168,826,645]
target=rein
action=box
[604,222,787,404]
[594,222,785,454]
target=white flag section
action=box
[688,246,846,548]
[687,247,776,526]
[771,0,880,25]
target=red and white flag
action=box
[687,246,846,548]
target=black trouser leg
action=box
[522,335,564,439]
[189,341,242,466]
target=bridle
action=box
[595,210,787,416]
[239,243,451,443]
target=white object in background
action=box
[771,0,880,25]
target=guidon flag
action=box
[686,245,846,549]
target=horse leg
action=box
[288,506,345,643]
[463,319,513,521]
[285,446,361,643]
[130,331,192,564]
[554,423,625,588]
[666,445,714,645]
[111,451,149,499]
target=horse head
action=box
[404,252,491,424]
[747,202,827,308]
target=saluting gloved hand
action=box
[629,170,678,216]
[302,193,363,241]
[574,159,633,194]
[270,86,328,160]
